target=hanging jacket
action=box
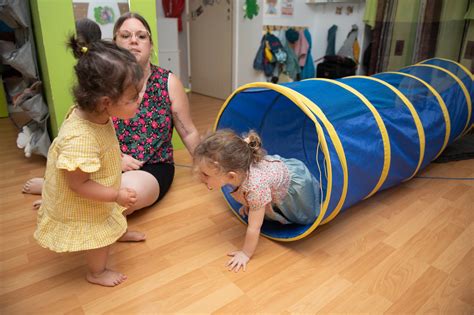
[353,37,360,64]
[337,24,359,61]
[300,29,315,79]
[326,25,338,56]
[253,36,265,71]
[294,29,310,67]
[283,40,300,80]
[266,32,287,63]
[253,32,287,77]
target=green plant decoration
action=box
[243,0,259,19]
[93,6,115,25]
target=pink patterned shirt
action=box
[241,157,290,210]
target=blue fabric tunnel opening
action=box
[214,58,472,241]
[216,88,324,239]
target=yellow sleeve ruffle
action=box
[56,135,101,173]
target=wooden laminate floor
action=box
[0,93,473,314]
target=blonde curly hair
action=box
[193,129,266,174]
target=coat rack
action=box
[263,25,309,33]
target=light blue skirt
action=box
[268,155,321,225]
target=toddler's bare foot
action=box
[86,269,127,287]
[33,199,42,210]
[118,230,146,242]
[22,178,44,195]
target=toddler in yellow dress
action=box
[34,34,144,287]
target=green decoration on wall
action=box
[93,6,115,25]
[244,0,259,19]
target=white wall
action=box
[156,0,369,90]
[156,0,266,89]
[233,0,266,88]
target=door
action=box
[188,0,232,100]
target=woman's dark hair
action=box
[75,18,102,43]
[67,35,143,112]
[113,12,153,43]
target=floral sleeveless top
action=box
[112,65,174,164]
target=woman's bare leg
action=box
[27,170,160,213]
[85,246,127,287]
[120,170,160,215]
[22,178,44,195]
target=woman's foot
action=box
[22,178,44,195]
[118,230,146,242]
[86,269,127,287]
[33,199,42,210]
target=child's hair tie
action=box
[243,136,257,149]
[243,137,257,150]
[80,46,88,54]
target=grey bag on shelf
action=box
[2,0,51,158]
[15,92,49,122]
[0,0,30,28]
[1,41,37,79]
[13,81,49,122]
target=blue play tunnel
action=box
[214,58,472,241]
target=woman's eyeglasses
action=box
[115,30,150,42]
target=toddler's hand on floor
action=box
[121,154,144,172]
[116,188,137,208]
[227,251,249,272]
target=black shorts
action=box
[140,162,175,203]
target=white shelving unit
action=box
[157,18,181,79]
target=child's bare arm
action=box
[242,206,265,257]
[64,168,136,208]
[227,206,265,272]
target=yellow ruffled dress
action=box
[34,108,127,252]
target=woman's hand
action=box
[121,154,143,172]
[226,251,250,272]
[116,187,137,209]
